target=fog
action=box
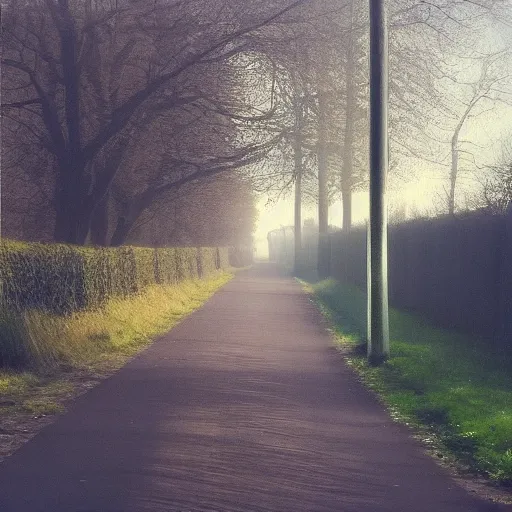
[2,0,512,507]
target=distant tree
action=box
[444,54,511,214]
[336,0,368,231]
[386,0,512,213]
[242,21,320,271]
[477,143,512,214]
[127,172,257,247]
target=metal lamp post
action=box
[367,0,390,364]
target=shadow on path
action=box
[0,263,509,511]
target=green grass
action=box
[305,278,512,486]
[0,272,233,419]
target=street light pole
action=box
[367,0,390,364]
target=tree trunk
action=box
[449,133,459,215]
[53,193,93,245]
[342,0,356,232]
[110,216,134,247]
[54,201,76,243]
[291,69,303,274]
[448,96,483,215]
[53,156,88,244]
[53,4,88,245]
[317,91,329,235]
[90,192,110,246]
[342,185,352,232]
[54,140,130,245]
[294,138,302,273]
[109,194,150,247]
[317,89,330,277]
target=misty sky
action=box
[255,91,512,257]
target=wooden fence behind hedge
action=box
[0,242,232,315]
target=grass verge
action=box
[304,278,512,489]
[0,272,232,460]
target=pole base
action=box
[367,352,389,367]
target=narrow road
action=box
[0,264,508,511]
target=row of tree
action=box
[2,0,511,251]
[2,0,293,246]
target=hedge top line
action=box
[0,241,252,315]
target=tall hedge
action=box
[0,241,230,316]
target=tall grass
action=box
[0,273,232,409]
[307,278,512,486]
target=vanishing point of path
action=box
[0,264,509,512]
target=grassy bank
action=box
[0,272,232,450]
[305,278,512,487]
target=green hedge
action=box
[0,241,230,316]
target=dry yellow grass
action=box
[0,272,233,404]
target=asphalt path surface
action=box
[0,263,509,511]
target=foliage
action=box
[480,155,512,214]
[0,240,227,314]
[1,0,298,245]
[308,278,512,485]
[128,174,257,248]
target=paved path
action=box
[0,264,509,512]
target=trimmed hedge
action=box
[0,241,230,316]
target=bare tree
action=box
[445,53,511,214]
[1,0,305,244]
[475,141,512,213]
[127,172,257,247]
